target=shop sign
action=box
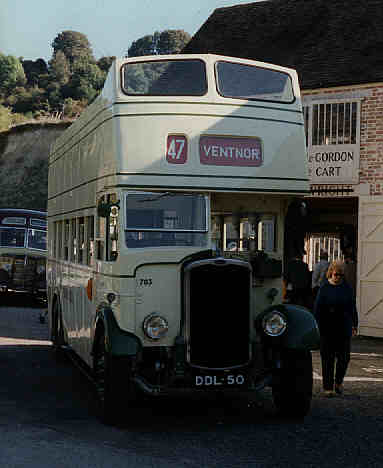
[308,145,360,184]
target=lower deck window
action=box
[0,228,26,248]
[27,229,47,251]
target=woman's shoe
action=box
[335,384,344,395]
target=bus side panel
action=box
[70,264,95,367]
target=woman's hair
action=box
[326,260,345,279]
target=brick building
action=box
[185,0,383,336]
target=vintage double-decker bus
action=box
[0,208,47,300]
[47,54,319,424]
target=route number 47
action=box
[166,135,187,164]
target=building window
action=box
[303,98,361,184]
[304,100,360,146]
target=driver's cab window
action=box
[108,193,119,261]
[96,196,106,261]
[218,215,276,254]
[96,193,118,262]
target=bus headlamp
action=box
[143,313,169,340]
[262,310,287,337]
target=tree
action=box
[22,58,48,86]
[49,51,71,85]
[63,59,105,101]
[7,87,49,115]
[46,81,63,112]
[157,30,191,55]
[97,56,115,73]
[62,98,87,118]
[51,31,95,67]
[0,54,26,96]
[127,30,191,57]
[127,33,159,57]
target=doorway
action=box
[304,196,358,270]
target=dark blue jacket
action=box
[313,279,358,339]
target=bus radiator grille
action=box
[187,262,250,369]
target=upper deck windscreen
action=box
[216,61,294,103]
[121,59,207,96]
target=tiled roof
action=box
[184,0,383,89]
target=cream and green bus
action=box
[0,208,47,301]
[47,54,319,424]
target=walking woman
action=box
[313,260,358,397]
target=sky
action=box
[1,0,260,63]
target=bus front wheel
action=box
[272,349,313,418]
[93,330,137,425]
[52,300,66,359]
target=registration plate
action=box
[195,374,246,386]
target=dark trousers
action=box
[289,288,310,307]
[320,336,351,390]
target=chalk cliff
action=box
[0,122,71,211]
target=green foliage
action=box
[22,59,48,86]
[7,87,49,115]
[128,33,160,57]
[157,30,191,55]
[49,51,71,85]
[97,56,115,72]
[10,112,28,127]
[0,54,26,95]
[2,27,191,129]
[62,98,87,118]
[127,29,191,57]
[0,104,12,132]
[72,59,106,90]
[51,30,95,67]
[62,59,105,101]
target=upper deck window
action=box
[31,218,47,228]
[2,217,26,226]
[125,192,207,248]
[215,61,294,103]
[121,60,207,96]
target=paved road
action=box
[1,294,383,467]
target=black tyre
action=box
[272,349,313,418]
[93,329,137,425]
[51,300,66,359]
